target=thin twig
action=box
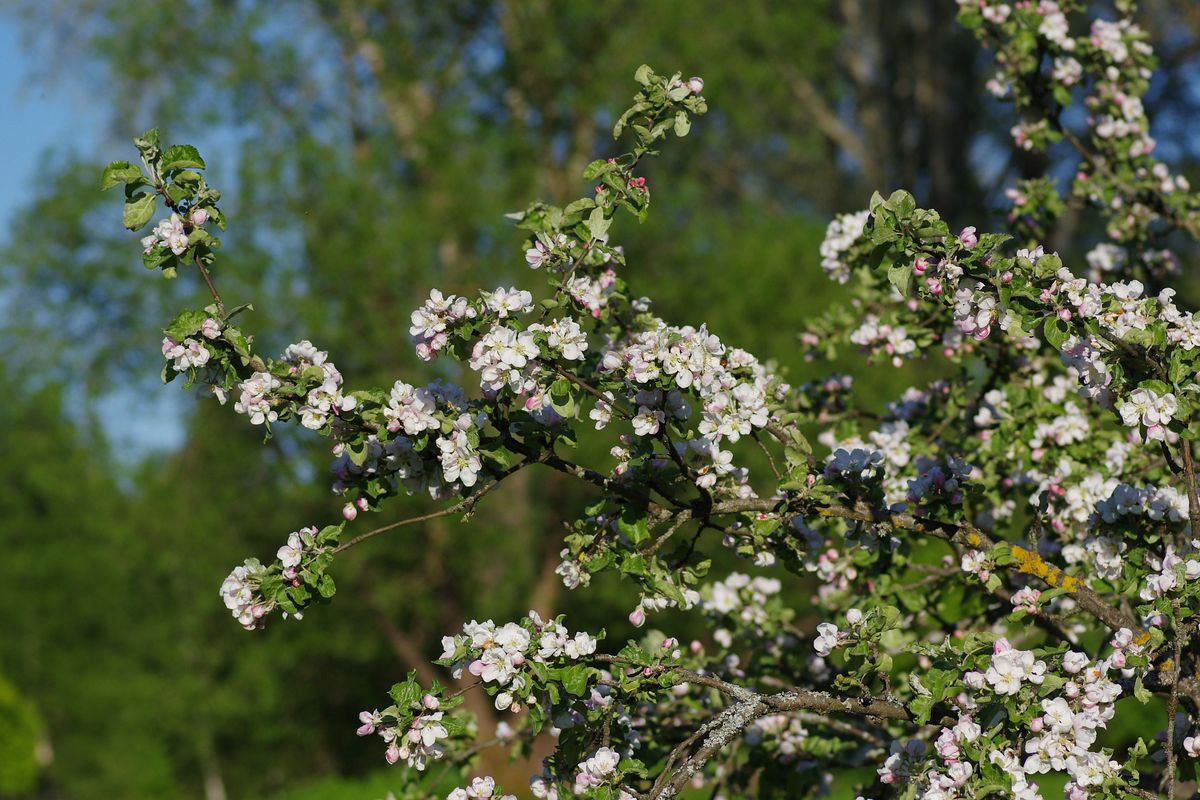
[333,462,526,553]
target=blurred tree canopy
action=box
[3,1,1200,797]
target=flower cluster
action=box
[219,559,268,630]
[446,777,516,800]
[573,747,622,795]
[702,572,784,639]
[161,335,211,372]
[1117,386,1178,442]
[358,693,450,770]
[218,524,339,629]
[233,371,282,426]
[601,322,775,445]
[282,341,358,430]
[438,612,598,713]
[141,213,190,255]
[818,209,870,283]
[411,289,478,361]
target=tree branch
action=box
[333,461,528,553]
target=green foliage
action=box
[0,674,40,795]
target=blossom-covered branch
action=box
[107,12,1200,797]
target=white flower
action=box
[539,318,588,361]
[144,213,190,255]
[277,532,304,568]
[813,622,840,657]
[482,286,534,318]
[819,210,870,283]
[385,380,439,435]
[574,747,621,792]
[437,414,484,488]
[233,371,283,425]
[985,641,1046,696]
[632,406,665,437]
[1118,387,1177,430]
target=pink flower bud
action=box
[422,693,439,710]
[343,503,358,521]
[191,208,209,226]
[201,318,221,339]
[385,743,401,764]
[629,607,646,627]
[687,77,704,94]
[356,497,369,510]
[1030,716,1045,733]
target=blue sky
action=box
[0,15,101,234]
[0,13,188,456]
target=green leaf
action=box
[123,192,157,231]
[888,261,913,297]
[620,554,649,577]
[133,128,161,159]
[440,715,467,736]
[563,197,597,217]
[667,84,691,102]
[161,144,206,172]
[1043,316,1071,350]
[909,694,934,724]
[101,160,144,190]
[143,248,172,270]
[673,111,691,137]
[633,64,654,87]
[1141,378,1171,396]
[389,672,423,710]
[165,310,210,340]
[559,665,592,697]
[618,506,650,545]
[585,207,612,240]
[1033,252,1062,279]
[885,190,916,217]
[582,160,614,181]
